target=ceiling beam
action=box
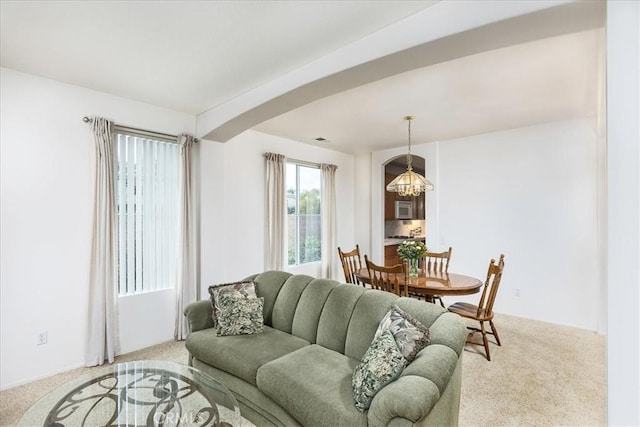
[197,0,604,143]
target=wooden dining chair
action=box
[419,247,452,306]
[447,254,505,361]
[338,245,364,286]
[364,255,408,297]
[423,247,452,273]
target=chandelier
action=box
[386,115,434,197]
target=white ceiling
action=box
[0,1,605,154]
[0,0,433,114]
[255,29,602,153]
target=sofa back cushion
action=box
[291,279,339,343]
[344,290,398,360]
[393,297,449,338]
[251,271,291,326]
[250,273,464,363]
[315,284,366,353]
[255,272,342,344]
[271,274,314,333]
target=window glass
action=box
[287,162,321,265]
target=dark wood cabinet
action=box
[384,173,395,221]
[385,244,400,266]
[415,191,425,219]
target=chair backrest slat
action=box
[422,247,452,274]
[364,255,408,297]
[477,254,505,318]
[338,245,362,285]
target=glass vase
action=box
[409,258,419,277]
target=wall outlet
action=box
[514,288,521,297]
[37,331,48,345]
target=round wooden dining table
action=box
[354,267,483,299]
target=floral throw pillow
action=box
[352,330,408,412]
[373,305,430,362]
[208,281,257,327]
[215,294,265,337]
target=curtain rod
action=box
[288,158,320,168]
[83,117,199,143]
[288,158,338,170]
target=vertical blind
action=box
[116,133,179,295]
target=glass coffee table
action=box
[18,360,241,427]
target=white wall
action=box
[198,130,355,298]
[0,68,195,389]
[606,1,640,424]
[369,119,603,332]
[353,153,372,257]
[436,119,602,331]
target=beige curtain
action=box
[85,117,120,366]
[175,134,199,340]
[321,163,338,279]
[264,153,286,270]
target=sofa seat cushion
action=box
[256,344,367,427]
[185,325,310,385]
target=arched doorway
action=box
[382,155,426,266]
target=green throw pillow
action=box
[373,305,430,362]
[208,281,257,327]
[352,330,408,412]
[215,294,264,336]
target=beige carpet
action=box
[0,313,605,426]
[459,313,605,426]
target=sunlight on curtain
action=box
[175,134,199,340]
[264,153,286,270]
[321,163,337,279]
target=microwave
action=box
[395,201,413,219]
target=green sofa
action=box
[184,271,466,426]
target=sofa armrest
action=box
[184,300,214,333]
[367,375,440,427]
[368,351,463,427]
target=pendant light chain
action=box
[405,115,413,171]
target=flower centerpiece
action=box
[397,240,427,277]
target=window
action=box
[286,162,321,266]
[115,132,179,295]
